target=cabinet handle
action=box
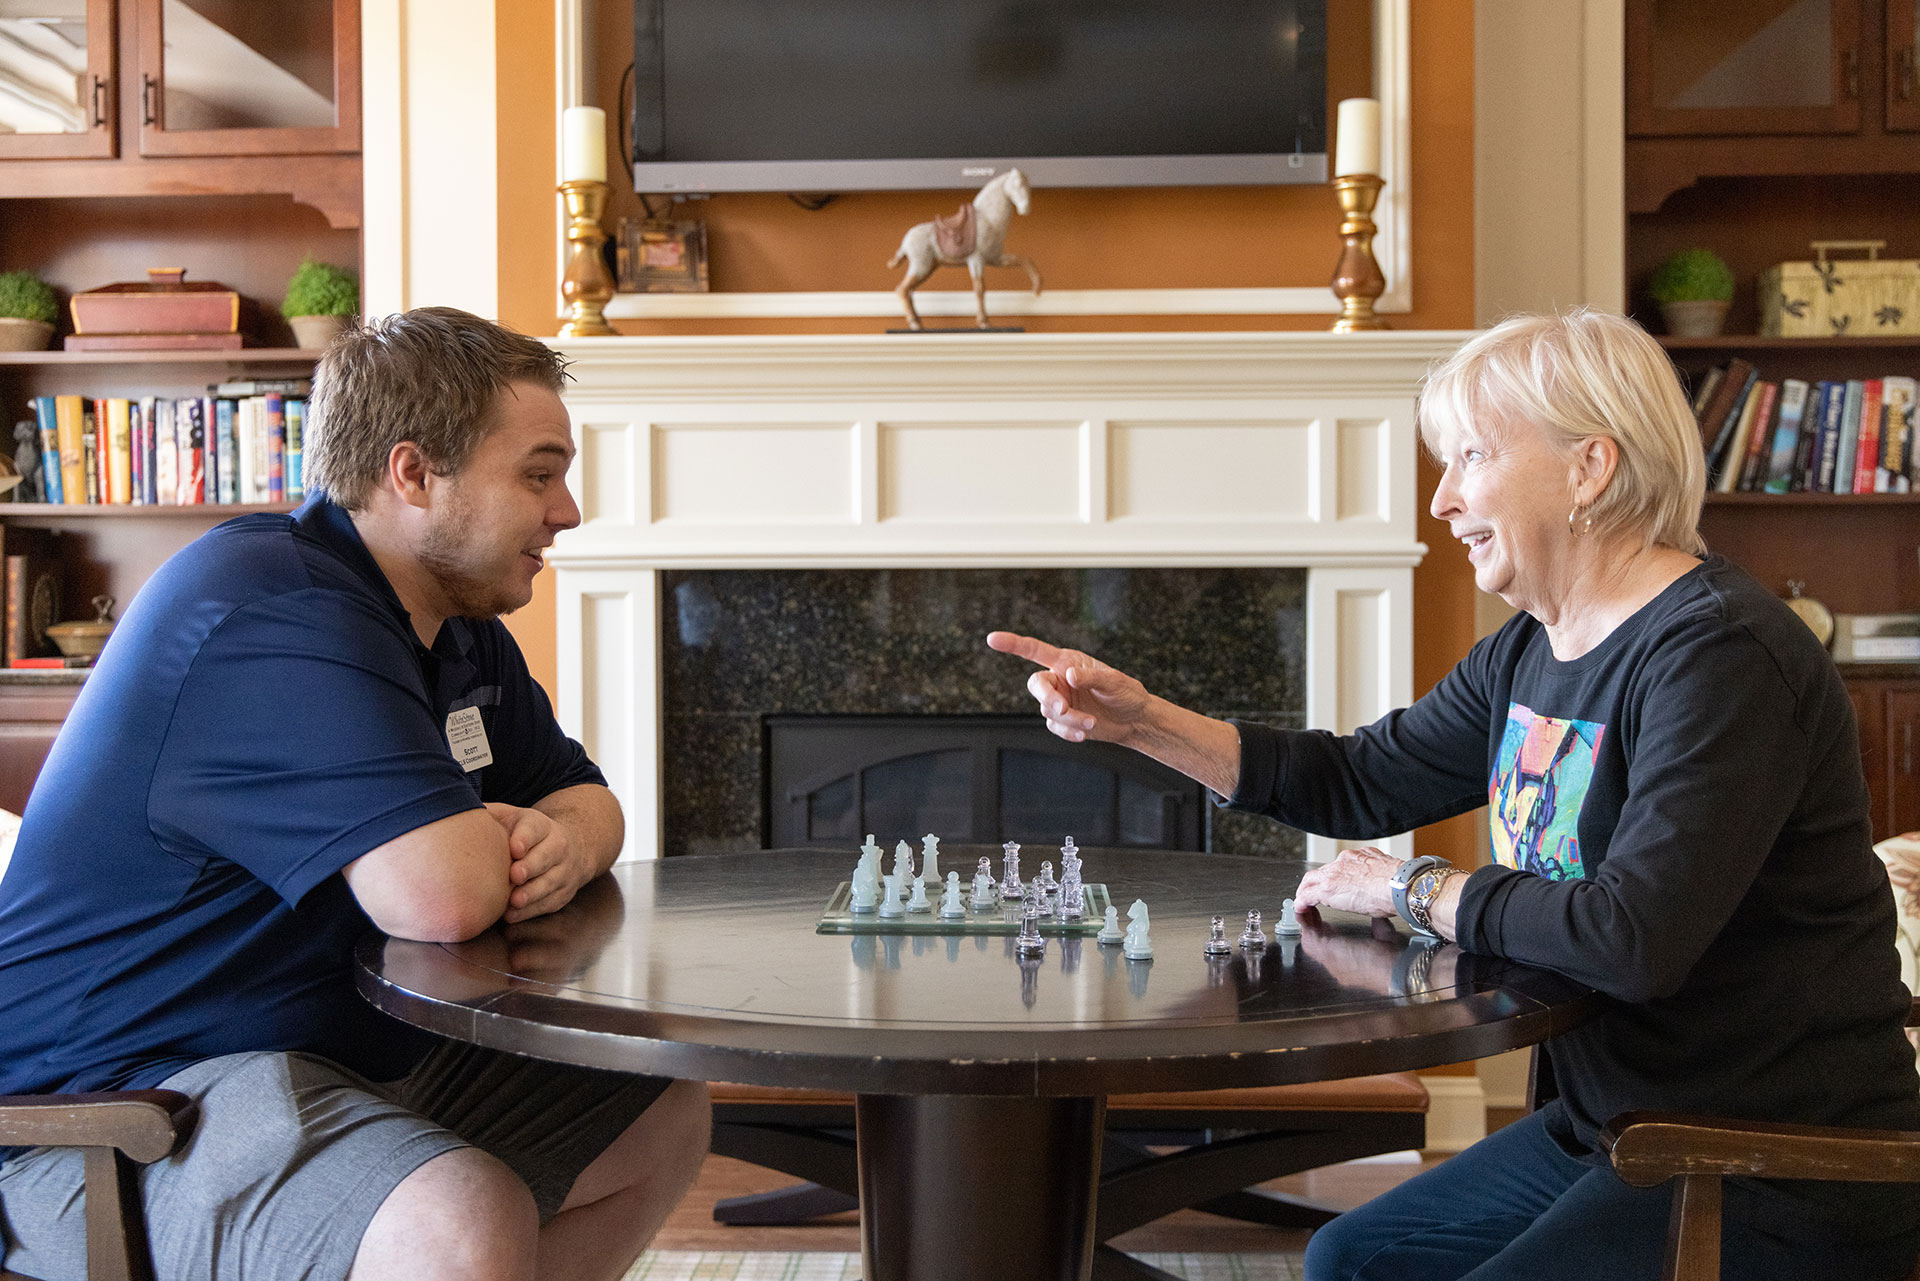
[141,74,157,127]
[1906,721,1915,776]
[1842,47,1860,100]
[1901,47,1917,102]
[90,76,107,127]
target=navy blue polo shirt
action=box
[0,495,603,1110]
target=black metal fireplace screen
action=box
[763,714,1207,851]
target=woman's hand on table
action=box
[1293,846,1400,919]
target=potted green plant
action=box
[281,256,359,350]
[1649,248,1735,338]
[0,270,58,352]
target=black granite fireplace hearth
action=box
[660,567,1307,859]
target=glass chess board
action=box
[816,882,1112,935]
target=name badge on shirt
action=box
[446,705,494,772]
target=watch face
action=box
[1413,870,1443,899]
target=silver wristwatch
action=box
[1389,855,1454,937]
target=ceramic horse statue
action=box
[887,169,1043,331]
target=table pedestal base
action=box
[856,1093,1106,1281]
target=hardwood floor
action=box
[650,1149,1449,1256]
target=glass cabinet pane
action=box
[1648,0,1835,111]
[1628,0,1861,136]
[0,1,92,133]
[156,0,334,131]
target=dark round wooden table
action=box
[356,847,1598,1281]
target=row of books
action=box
[23,381,308,506]
[1694,358,1918,494]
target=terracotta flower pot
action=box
[1659,299,1729,339]
[289,313,350,351]
[0,318,54,352]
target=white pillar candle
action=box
[1333,97,1381,177]
[562,105,607,184]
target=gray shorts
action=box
[0,1040,672,1281]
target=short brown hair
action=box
[304,307,569,510]
[1418,308,1706,556]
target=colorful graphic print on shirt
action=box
[1489,702,1605,880]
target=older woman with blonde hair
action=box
[990,308,1920,1279]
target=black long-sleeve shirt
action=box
[1227,555,1920,1229]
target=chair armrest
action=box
[0,1090,196,1164]
[1602,1109,1920,1188]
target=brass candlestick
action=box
[1330,173,1389,333]
[559,179,617,338]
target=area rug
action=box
[623,1252,1304,1280]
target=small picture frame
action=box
[617,218,709,293]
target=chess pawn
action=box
[1034,861,1058,916]
[893,839,915,885]
[1274,897,1303,938]
[921,833,941,887]
[879,872,906,918]
[907,875,931,913]
[1204,915,1233,956]
[1000,840,1025,903]
[1015,894,1046,956]
[1123,899,1153,960]
[970,857,997,911]
[1239,909,1265,949]
[1096,905,1124,944]
[940,870,968,919]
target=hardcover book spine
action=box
[54,394,84,506]
[178,398,206,504]
[285,398,305,500]
[264,393,286,502]
[154,400,177,506]
[107,398,132,504]
[33,398,62,504]
[81,403,99,505]
[1851,379,1884,494]
[1763,379,1809,494]
[1715,385,1764,494]
[200,396,218,505]
[1881,377,1916,493]
[215,399,239,504]
[236,398,257,504]
[1736,381,1779,491]
[1814,382,1851,492]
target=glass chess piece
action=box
[907,875,931,913]
[1096,905,1124,944]
[1015,894,1047,956]
[878,872,906,918]
[1034,861,1058,916]
[970,857,997,911]
[1274,897,1302,937]
[893,839,915,885]
[921,833,941,887]
[1204,914,1233,956]
[1123,899,1153,960]
[1058,838,1083,920]
[940,870,967,919]
[1000,841,1025,903]
[1239,909,1265,949]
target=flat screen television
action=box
[632,0,1328,194]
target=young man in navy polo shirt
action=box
[0,307,710,1281]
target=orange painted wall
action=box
[492,2,1481,875]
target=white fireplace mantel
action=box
[551,330,1467,864]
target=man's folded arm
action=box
[343,810,513,942]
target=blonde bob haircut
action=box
[1418,308,1706,557]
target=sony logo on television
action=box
[961,166,997,177]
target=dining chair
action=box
[0,1089,195,1281]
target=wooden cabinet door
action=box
[1891,0,1920,130]
[133,0,359,157]
[0,0,118,159]
[1889,685,1920,837]
[0,682,80,816]
[1627,0,1866,137]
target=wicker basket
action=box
[1759,240,1920,338]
